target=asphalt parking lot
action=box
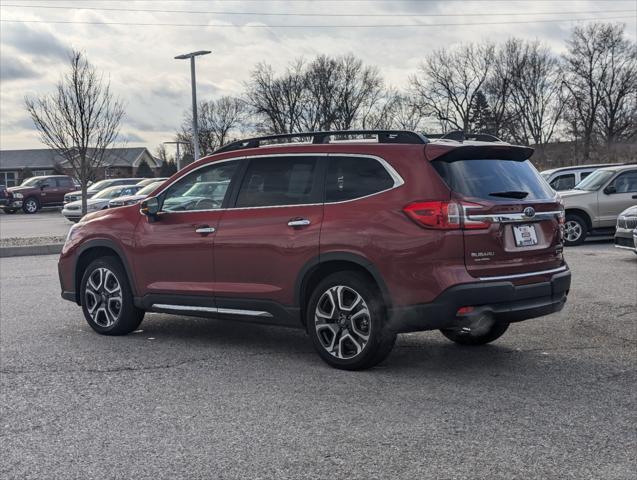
[0,209,71,240]
[1,243,635,479]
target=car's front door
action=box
[598,170,637,227]
[132,159,240,301]
[213,155,324,316]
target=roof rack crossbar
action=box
[214,130,429,154]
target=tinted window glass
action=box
[432,159,554,200]
[326,156,394,202]
[550,174,575,191]
[580,171,592,180]
[161,161,237,211]
[236,157,317,208]
[610,171,637,193]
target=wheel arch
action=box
[295,252,392,328]
[565,208,592,230]
[73,239,137,304]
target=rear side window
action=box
[432,159,554,200]
[326,156,394,202]
[236,156,318,208]
[549,174,575,191]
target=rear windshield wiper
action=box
[488,191,529,199]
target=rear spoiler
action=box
[427,144,534,162]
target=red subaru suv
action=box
[58,130,571,370]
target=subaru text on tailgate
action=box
[58,130,571,370]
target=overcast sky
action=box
[1,0,635,154]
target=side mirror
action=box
[604,185,616,195]
[140,196,160,218]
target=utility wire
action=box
[1,3,634,17]
[0,16,633,28]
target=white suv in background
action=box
[541,164,622,191]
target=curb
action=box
[0,243,64,258]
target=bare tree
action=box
[245,60,306,134]
[505,39,566,145]
[562,23,636,160]
[179,96,246,155]
[411,42,495,133]
[361,91,426,130]
[25,50,124,215]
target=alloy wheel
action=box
[314,285,371,360]
[564,220,582,243]
[84,267,123,327]
[25,199,38,213]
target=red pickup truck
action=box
[3,175,78,214]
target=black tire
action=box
[22,197,39,214]
[440,322,509,346]
[307,271,396,370]
[564,213,588,246]
[2,208,16,214]
[80,256,144,335]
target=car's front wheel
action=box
[564,213,588,246]
[80,257,144,335]
[22,197,39,214]
[307,272,396,370]
[2,208,17,214]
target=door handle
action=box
[195,226,216,235]
[287,218,311,227]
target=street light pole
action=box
[163,141,189,171]
[175,50,211,161]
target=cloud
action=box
[0,57,41,81]
[118,131,146,143]
[1,24,69,61]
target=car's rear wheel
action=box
[80,257,144,335]
[440,321,509,346]
[564,213,587,246]
[22,197,39,214]
[307,272,396,370]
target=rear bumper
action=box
[388,268,571,333]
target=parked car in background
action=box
[614,205,637,254]
[108,180,167,208]
[64,178,144,204]
[560,164,637,245]
[541,164,622,191]
[136,177,168,187]
[62,184,143,222]
[58,129,570,370]
[4,175,78,214]
[0,184,8,208]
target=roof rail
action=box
[214,130,429,154]
[427,131,504,143]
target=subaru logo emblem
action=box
[523,207,536,218]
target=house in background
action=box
[0,147,159,186]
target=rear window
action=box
[432,159,554,200]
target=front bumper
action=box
[614,228,636,251]
[388,268,571,333]
[2,200,23,209]
[61,208,83,221]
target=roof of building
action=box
[0,147,158,170]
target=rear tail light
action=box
[403,201,490,230]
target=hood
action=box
[7,185,36,193]
[619,205,637,217]
[65,198,110,209]
[110,194,146,203]
[559,189,594,200]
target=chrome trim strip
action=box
[148,153,405,215]
[217,307,273,318]
[151,303,273,318]
[478,265,568,281]
[467,210,563,224]
[153,304,218,314]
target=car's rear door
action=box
[213,154,324,316]
[432,155,564,279]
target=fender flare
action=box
[294,252,392,309]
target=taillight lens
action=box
[403,201,490,230]
[403,201,460,229]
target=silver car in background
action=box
[62,184,143,222]
[615,205,637,254]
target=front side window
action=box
[235,156,318,208]
[550,174,576,191]
[609,171,637,193]
[161,160,237,212]
[325,156,395,202]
